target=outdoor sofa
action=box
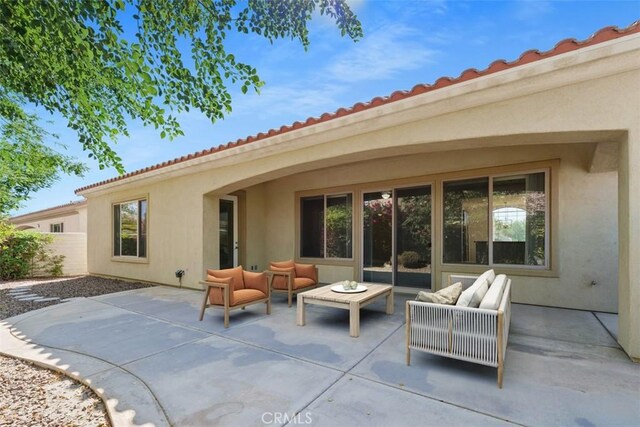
[406,270,512,388]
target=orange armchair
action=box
[267,260,318,307]
[199,266,271,327]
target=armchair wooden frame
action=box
[198,279,271,328]
[266,268,318,307]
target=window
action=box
[443,171,547,268]
[50,223,64,233]
[113,199,147,258]
[300,193,352,259]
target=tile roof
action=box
[9,200,87,221]
[75,21,640,194]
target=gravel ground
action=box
[0,276,154,427]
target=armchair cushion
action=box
[207,266,245,290]
[269,266,296,289]
[206,276,233,306]
[270,260,295,269]
[294,263,317,282]
[242,270,268,295]
[233,289,267,306]
[293,277,316,290]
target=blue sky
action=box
[10,0,639,216]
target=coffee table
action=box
[296,283,394,337]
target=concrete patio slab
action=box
[0,321,170,427]
[594,311,619,340]
[306,375,512,426]
[122,334,343,426]
[221,297,406,371]
[2,286,638,427]
[9,298,209,365]
[510,304,620,348]
[350,317,640,426]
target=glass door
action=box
[219,195,238,269]
[362,191,393,284]
[395,186,432,289]
[362,186,432,289]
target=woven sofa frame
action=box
[405,277,511,388]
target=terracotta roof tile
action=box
[10,200,87,221]
[76,21,639,194]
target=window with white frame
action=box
[50,223,64,233]
[113,199,147,258]
[300,193,353,259]
[443,171,547,267]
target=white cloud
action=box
[513,0,553,21]
[326,25,438,83]
[232,82,345,121]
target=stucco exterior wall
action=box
[261,144,618,312]
[13,210,86,233]
[49,233,88,276]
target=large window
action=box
[300,193,352,259]
[113,199,147,258]
[443,171,547,267]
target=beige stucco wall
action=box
[81,35,639,357]
[13,208,87,233]
[260,143,618,312]
[49,233,88,276]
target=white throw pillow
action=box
[479,274,508,310]
[456,277,489,308]
[416,282,462,305]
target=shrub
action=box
[399,251,423,269]
[0,220,64,279]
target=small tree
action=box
[0,220,65,279]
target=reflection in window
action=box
[301,194,353,259]
[493,173,545,265]
[326,194,353,258]
[443,178,489,264]
[113,199,147,258]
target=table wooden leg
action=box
[349,301,360,337]
[386,290,394,315]
[296,294,306,326]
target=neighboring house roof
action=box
[75,21,639,195]
[9,200,87,224]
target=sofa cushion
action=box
[416,282,462,305]
[479,274,508,310]
[456,278,489,308]
[473,269,496,288]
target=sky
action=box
[10,0,639,216]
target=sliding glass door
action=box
[362,185,432,289]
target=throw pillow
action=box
[416,282,462,305]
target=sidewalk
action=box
[1,285,638,426]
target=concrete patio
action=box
[1,285,638,426]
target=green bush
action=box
[0,220,64,280]
[399,251,423,269]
